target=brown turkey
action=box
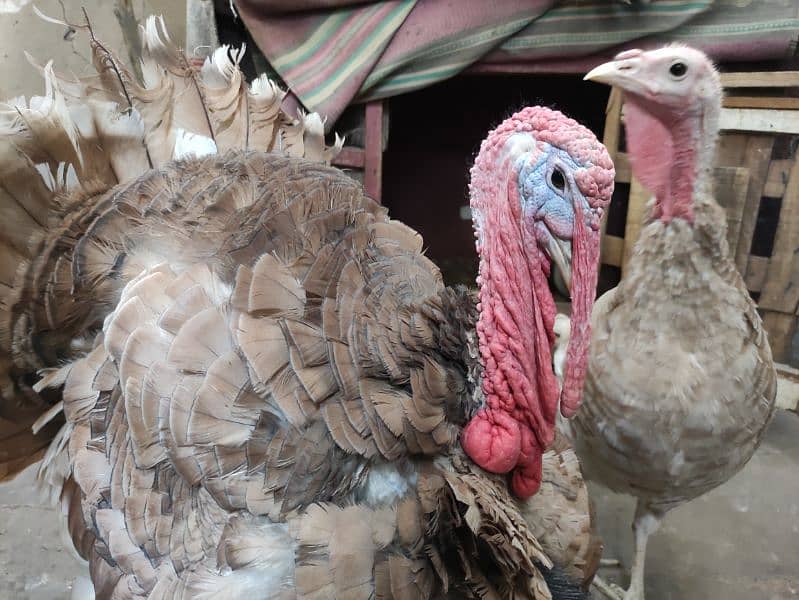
[573,46,778,600]
[0,15,614,600]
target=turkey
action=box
[574,46,777,600]
[0,15,615,600]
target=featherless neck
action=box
[624,93,719,225]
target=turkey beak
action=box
[545,234,572,293]
[584,51,649,96]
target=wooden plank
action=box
[621,177,651,275]
[713,166,750,253]
[613,153,631,184]
[744,255,769,292]
[723,96,799,110]
[776,362,799,413]
[720,71,799,88]
[601,235,624,268]
[760,151,799,314]
[602,87,624,157]
[599,88,624,259]
[761,311,798,364]
[716,133,750,165]
[363,100,384,203]
[332,147,366,169]
[719,107,799,134]
[715,135,774,275]
[763,159,792,198]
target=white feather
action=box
[173,128,217,159]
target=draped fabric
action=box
[236,0,799,128]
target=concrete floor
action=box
[0,464,87,599]
[0,0,185,100]
[1,411,797,599]
[592,410,799,600]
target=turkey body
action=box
[30,152,534,598]
[575,198,776,512]
[5,150,594,599]
[0,16,616,599]
[579,46,777,600]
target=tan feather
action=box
[282,319,328,368]
[167,306,232,373]
[248,253,306,316]
[236,314,289,385]
[188,350,260,446]
[159,284,213,335]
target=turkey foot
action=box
[591,576,626,600]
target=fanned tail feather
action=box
[0,11,342,482]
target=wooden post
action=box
[713,166,750,253]
[762,312,798,364]
[114,0,144,84]
[599,87,623,259]
[621,177,650,275]
[715,134,775,276]
[363,101,384,203]
[760,151,799,315]
[186,0,218,61]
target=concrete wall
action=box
[0,0,186,99]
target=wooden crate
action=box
[599,72,799,365]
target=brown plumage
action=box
[520,432,602,592]
[0,15,613,600]
[576,47,778,599]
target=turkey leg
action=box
[591,501,663,600]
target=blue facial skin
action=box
[517,145,589,240]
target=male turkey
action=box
[577,46,777,600]
[0,16,614,599]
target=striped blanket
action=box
[236,0,799,129]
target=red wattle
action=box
[462,106,614,500]
[511,424,543,497]
[460,408,521,474]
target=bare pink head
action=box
[460,107,614,498]
[585,46,721,224]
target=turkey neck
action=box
[623,91,719,225]
[620,91,744,322]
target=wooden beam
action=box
[621,177,650,275]
[719,107,799,134]
[744,255,769,292]
[601,235,624,268]
[716,134,775,275]
[762,311,798,364]
[713,166,750,253]
[763,159,792,198]
[760,152,799,314]
[598,87,624,266]
[720,71,799,88]
[613,153,631,184]
[602,87,624,157]
[332,147,366,169]
[363,101,384,203]
[723,96,799,110]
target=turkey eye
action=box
[550,168,566,191]
[669,62,687,78]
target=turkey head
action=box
[462,107,614,497]
[585,46,721,224]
